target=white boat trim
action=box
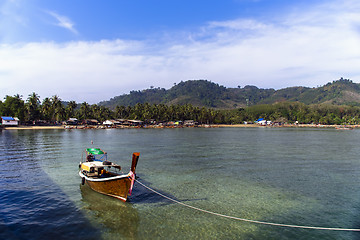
[105,193,127,201]
[79,171,129,182]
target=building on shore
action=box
[66,118,79,125]
[1,116,19,126]
[83,119,99,125]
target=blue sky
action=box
[1,0,360,103]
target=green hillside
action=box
[99,78,360,109]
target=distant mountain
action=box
[99,78,360,109]
[261,78,360,105]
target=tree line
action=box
[2,93,360,125]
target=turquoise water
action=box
[1,128,360,239]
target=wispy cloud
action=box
[46,10,78,35]
[0,0,29,42]
[208,19,268,31]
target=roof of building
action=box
[1,117,15,121]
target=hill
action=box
[99,78,360,109]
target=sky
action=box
[1,0,360,104]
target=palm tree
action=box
[99,106,112,121]
[90,104,99,120]
[26,92,41,122]
[41,98,52,121]
[78,102,91,120]
[66,101,77,119]
[114,105,127,119]
[142,102,152,120]
[51,95,65,122]
[133,103,144,120]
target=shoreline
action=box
[3,126,65,130]
[212,124,360,128]
[2,124,359,130]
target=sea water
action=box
[1,127,360,239]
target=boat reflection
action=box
[80,184,139,239]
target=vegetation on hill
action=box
[99,80,274,108]
[99,80,229,108]
[100,78,360,109]
[2,78,360,125]
[3,90,360,125]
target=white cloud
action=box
[1,0,360,103]
[0,40,175,103]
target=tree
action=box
[90,104,112,122]
[0,101,3,116]
[78,102,91,120]
[65,101,77,119]
[51,95,65,122]
[2,95,25,121]
[26,92,41,122]
[114,105,128,119]
[41,98,53,121]
[132,103,144,119]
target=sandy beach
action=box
[215,124,360,128]
[3,126,65,130]
[2,124,359,130]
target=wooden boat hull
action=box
[79,171,132,202]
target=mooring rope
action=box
[135,180,360,232]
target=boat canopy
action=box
[84,148,107,162]
[86,148,105,155]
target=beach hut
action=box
[67,118,79,125]
[255,118,270,126]
[128,120,143,126]
[110,119,121,125]
[184,120,196,127]
[83,119,99,125]
[1,116,19,126]
[102,120,114,126]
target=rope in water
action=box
[135,180,360,232]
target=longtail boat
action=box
[335,126,353,130]
[79,148,140,202]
